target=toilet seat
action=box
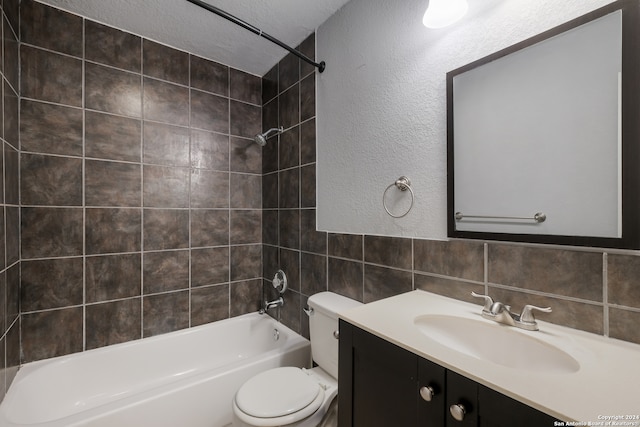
[233,367,325,426]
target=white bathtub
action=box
[0,313,311,427]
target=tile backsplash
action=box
[267,201,640,346]
[5,0,640,402]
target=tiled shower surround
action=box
[3,0,640,399]
[18,0,263,363]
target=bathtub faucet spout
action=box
[259,297,284,315]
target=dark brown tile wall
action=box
[18,0,263,364]
[0,0,20,400]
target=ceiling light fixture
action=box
[422,0,469,29]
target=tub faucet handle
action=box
[471,292,494,313]
[272,270,288,294]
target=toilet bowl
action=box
[232,367,336,427]
[232,292,362,427]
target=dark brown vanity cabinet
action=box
[338,321,558,427]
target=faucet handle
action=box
[519,305,552,324]
[272,270,288,294]
[471,292,494,313]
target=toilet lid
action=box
[235,367,321,418]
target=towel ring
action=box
[383,176,414,218]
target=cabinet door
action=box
[418,357,446,426]
[446,370,478,427]
[478,385,559,427]
[338,320,354,427]
[339,321,418,427]
[340,322,562,427]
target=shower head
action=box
[253,134,268,147]
[253,127,283,147]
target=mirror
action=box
[447,0,640,249]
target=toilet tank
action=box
[307,292,362,379]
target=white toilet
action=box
[232,292,362,427]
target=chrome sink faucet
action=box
[471,292,552,331]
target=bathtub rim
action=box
[15,312,303,372]
[0,312,311,427]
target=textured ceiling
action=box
[38,0,352,76]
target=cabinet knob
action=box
[449,403,467,421]
[419,386,436,402]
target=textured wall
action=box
[316,0,616,238]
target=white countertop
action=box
[339,290,640,423]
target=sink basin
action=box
[414,315,580,374]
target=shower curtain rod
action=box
[185,0,326,73]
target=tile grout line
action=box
[139,35,145,338]
[16,2,22,374]
[187,53,192,328]
[411,238,415,291]
[484,243,489,295]
[603,252,609,337]
[361,234,365,302]
[81,16,87,352]
[2,4,9,389]
[224,55,230,322]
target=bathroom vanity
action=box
[338,290,640,426]
[338,321,556,426]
